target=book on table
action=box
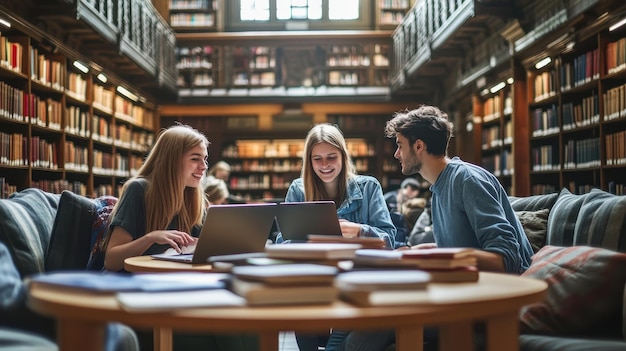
[230,263,339,305]
[265,243,362,260]
[28,271,229,293]
[116,289,246,312]
[335,270,431,306]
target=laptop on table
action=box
[276,201,342,242]
[151,203,277,264]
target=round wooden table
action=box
[28,272,546,351]
[124,255,216,273]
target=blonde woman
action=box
[103,124,208,271]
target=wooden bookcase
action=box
[376,0,414,30]
[169,0,218,32]
[0,27,156,199]
[523,27,626,195]
[175,41,391,93]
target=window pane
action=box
[276,0,290,19]
[292,7,307,19]
[241,0,270,21]
[308,0,322,19]
[329,0,359,20]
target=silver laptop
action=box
[151,203,278,264]
[276,201,342,242]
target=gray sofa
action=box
[0,188,138,351]
[509,188,626,350]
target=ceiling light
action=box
[507,77,514,84]
[0,17,10,28]
[535,57,552,70]
[489,82,506,94]
[72,60,89,74]
[116,85,138,102]
[609,17,626,32]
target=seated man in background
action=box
[383,177,421,213]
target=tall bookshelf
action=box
[524,26,626,195]
[0,26,156,199]
[472,81,515,195]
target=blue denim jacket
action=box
[284,175,396,248]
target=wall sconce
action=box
[72,60,89,74]
[97,73,108,83]
[116,85,139,102]
[535,57,552,70]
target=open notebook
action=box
[151,203,277,264]
[276,201,342,242]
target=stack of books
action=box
[350,248,479,283]
[229,263,339,306]
[335,270,431,306]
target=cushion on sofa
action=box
[46,191,119,272]
[516,208,549,253]
[45,191,98,272]
[520,245,626,337]
[510,192,560,212]
[0,189,60,277]
[574,189,626,252]
[545,188,588,246]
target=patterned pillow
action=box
[574,189,626,252]
[0,189,60,277]
[520,245,626,337]
[86,196,118,271]
[516,208,549,253]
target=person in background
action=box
[284,123,396,351]
[207,161,231,182]
[384,177,422,248]
[204,178,230,205]
[383,177,421,212]
[102,124,257,351]
[341,105,534,351]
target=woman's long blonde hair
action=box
[116,124,208,234]
[301,123,356,205]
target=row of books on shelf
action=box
[532,132,625,170]
[29,244,479,310]
[560,49,599,91]
[561,97,600,131]
[481,151,513,178]
[606,130,626,166]
[563,138,601,169]
[481,123,513,149]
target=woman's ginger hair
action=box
[114,124,208,234]
[301,123,356,205]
